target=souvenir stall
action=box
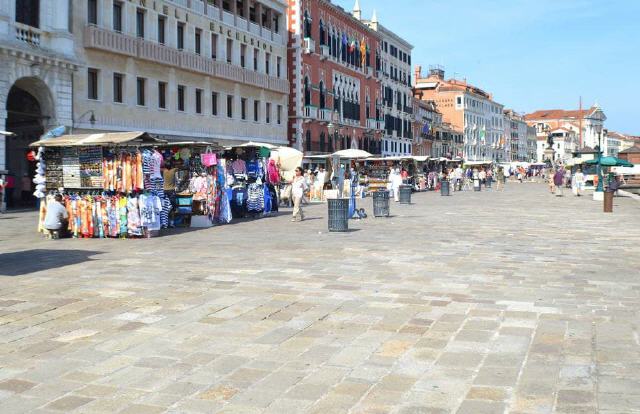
[218,142,285,219]
[30,131,174,238]
[153,141,227,228]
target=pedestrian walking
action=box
[479,169,487,187]
[291,167,307,222]
[573,169,585,196]
[548,169,556,194]
[472,168,481,191]
[389,168,402,202]
[554,168,565,196]
[496,167,505,191]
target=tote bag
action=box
[201,147,218,167]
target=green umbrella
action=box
[585,156,634,167]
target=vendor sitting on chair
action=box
[43,194,69,239]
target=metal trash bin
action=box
[441,180,450,196]
[373,190,390,217]
[473,179,481,192]
[327,198,349,232]
[604,191,614,213]
[399,185,412,204]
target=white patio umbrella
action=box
[271,146,303,171]
[236,141,278,149]
[332,149,372,159]
[0,130,15,136]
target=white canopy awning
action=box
[30,131,166,147]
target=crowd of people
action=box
[545,165,624,197]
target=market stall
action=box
[30,131,178,238]
[30,132,300,239]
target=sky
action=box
[335,0,640,134]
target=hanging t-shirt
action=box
[151,150,163,179]
[139,194,162,230]
[231,159,247,175]
[246,159,260,178]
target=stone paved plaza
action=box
[0,183,639,414]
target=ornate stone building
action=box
[73,0,289,144]
[287,0,383,154]
[0,0,78,192]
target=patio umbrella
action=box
[236,141,278,149]
[332,149,372,159]
[271,146,303,171]
[0,130,15,136]
[585,157,634,167]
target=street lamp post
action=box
[595,124,604,194]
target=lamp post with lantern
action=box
[593,123,604,200]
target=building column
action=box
[244,0,251,27]
[255,1,263,34]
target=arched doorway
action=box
[5,77,54,208]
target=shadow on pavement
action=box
[0,249,101,277]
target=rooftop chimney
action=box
[414,65,422,83]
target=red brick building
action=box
[287,0,383,154]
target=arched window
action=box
[305,130,312,152]
[319,81,325,109]
[303,10,312,39]
[365,95,370,119]
[319,132,326,152]
[304,77,311,106]
[319,20,325,45]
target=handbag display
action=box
[200,147,218,167]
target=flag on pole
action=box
[360,38,367,66]
[422,123,430,135]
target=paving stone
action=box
[0,184,639,412]
[456,399,505,414]
[0,379,37,393]
[45,395,94,411]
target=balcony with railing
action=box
[206,3,220,18]
[320,44,330,60]
[303,105,318,121]
[84,25,137,57]
[245,70,269,89]
[181,51,217,76]
[318,108,332,122]
[366,118,377,130]
[268,77,289,94]
[303,37,315,54]
[377,120,385,131]
[222,10,235,25]
[138,39,179,66]
[249,22,261,36]
[237,16,248,31]
[15,22,42,46]
[215,61,244,82]
[84,25,287,94]
[192,0,205,14]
